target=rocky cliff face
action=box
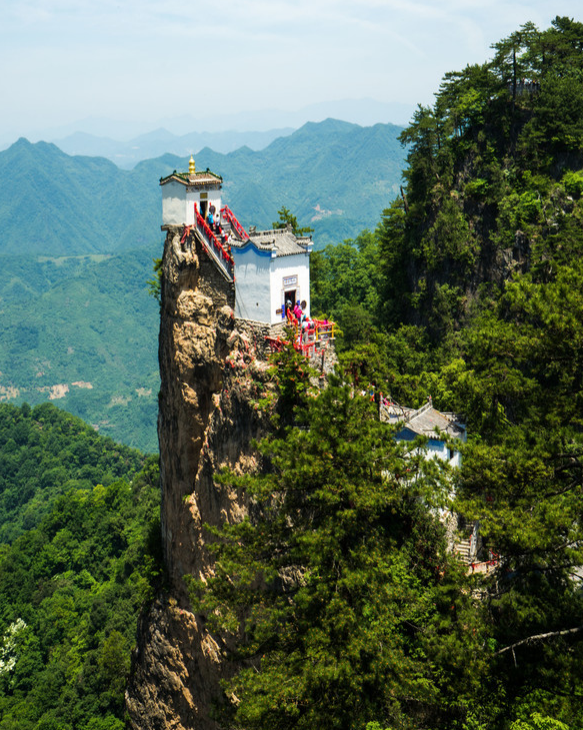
[125,227,275,730]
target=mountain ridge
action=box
[0,117,407,451]
[0,118,407,254]
[48,126,297,168]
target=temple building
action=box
[230,226,312,325]
[382,399,466,468]
[160,157,312,326]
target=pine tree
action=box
[189,349,484,730]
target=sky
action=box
[2,0,583,142]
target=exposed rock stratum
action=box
[125,227,276,730]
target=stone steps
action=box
[454,538,472,564]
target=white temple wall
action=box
[161,181,186,226]
[270,253,311,325]
[161,181,222,226]
[232,248,273,323]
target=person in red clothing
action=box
[285,300,296,324]
[293,301,303,322]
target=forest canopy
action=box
[206,16,583,730]
[0,404,161,730]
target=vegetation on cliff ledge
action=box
[190,345,480,730]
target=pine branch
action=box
[495,625,583,656]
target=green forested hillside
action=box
[0,249,160,453]
[376,17,583,338]
[0,403,148,542]
[0,119,405,256]
[0,403,161,730]
[299,16,583,729]
[0,139,159,256]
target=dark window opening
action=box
[285,290,297,309]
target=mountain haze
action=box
[51,127,296,168]
[0,118,406,255]
[5,97,414,148]
[0,118,406,450]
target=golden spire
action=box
[188,155,196,175]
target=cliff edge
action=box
[125,227,275,730]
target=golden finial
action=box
[188,155,196,175]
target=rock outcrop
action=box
[125,227,275,730]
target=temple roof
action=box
[384,401,465,440]
[159,170,222,188]
[232,227,312,257]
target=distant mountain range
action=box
[50,128,296,169]
[0,118,407,254]
[2,97,415,150]
[0,117,408,450]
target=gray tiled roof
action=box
[233,227,311,257]
[160,171,222,188]
[385,402,465,440]
[406,406,465,439]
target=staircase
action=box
[221,205,249,242]
[454,538,473,564]
[197,230,233,283]
[193,205,235,283]
[454,521,480,565]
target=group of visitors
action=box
[205,203,230,247]
[285,299,305,325]
[285,299,319,344]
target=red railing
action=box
[265,318,335,358]
[221,205,249,242]
[194,204,234,278]
[312,319,335,341]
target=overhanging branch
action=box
[495,625,583,656]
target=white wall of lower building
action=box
[396,431,462,468]
[232,247,274,323]
[270,254,311,325]
[426,439,462,468]
[232,248,311,325]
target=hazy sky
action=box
[2,0,582,141]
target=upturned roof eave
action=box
[159,172,223,188]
